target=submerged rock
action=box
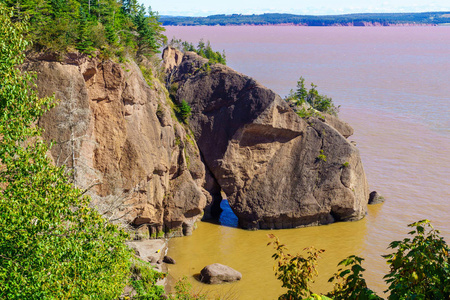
[199,263,242,284]
[164,47,369,229]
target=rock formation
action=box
[164,47,369,229]
[24,52,208,237]
[24,46,370,236]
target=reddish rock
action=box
[25,53,207,237]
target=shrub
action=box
[328,256,381,300]
[268,234,330,300]
[317,150,327,162]
[169,276,207,300]
[269,220,449,300]
[130,258,166,299]
[178,100,192,124]
[383,220,450,299]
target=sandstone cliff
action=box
[24,53,207,237]
[25,47,370,235]
[164,47,369,229]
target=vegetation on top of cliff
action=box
[0,0,166,59]
[285,76,340,117]
[169,38,227,65]
[269,220,450,300]
[160,12,450,26]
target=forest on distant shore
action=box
[160,12,450,26]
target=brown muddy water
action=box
[164,26,450,299]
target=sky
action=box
[142,0,450,16]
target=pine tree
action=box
[76,6,94,53]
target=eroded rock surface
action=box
[165,47,369,229]
[25,53,207,237]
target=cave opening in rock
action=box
[218,199,238,228]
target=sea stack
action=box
[164,47,369,229]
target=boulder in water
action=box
[199,263,242,284]
[368,191,385,204]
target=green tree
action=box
[196,39,205,57]
[76,6,94,52]
[295,76,308,104]
[133,5,157,56]
[1,0,166,57]
[178,99,192,124]
[0,6,132,298]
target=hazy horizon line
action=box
[159,10,450,17]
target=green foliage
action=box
[295,107,322,119]
[317,150,327,162]
[130,258,166,299]
[306,83,338,117]
[133,5,166,57]
[285,76,339,117]
[342,162,350,168]
[169,276,207,300]
[270,220,449,300]
[139,64,154,87]
[177,100,192,124]
[295,77,308,104]
[76,6,95,53]
[268,234,325,300]
[1,0,166,57]
[169,38,226,65]
[328,256,382,300]
[383,220,450,300]
[0,7,132,298]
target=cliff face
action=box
[164,48,369,229]
[25,47,369,235]
[24,53,207,237]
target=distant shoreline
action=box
[163,23,441,27]
[159,12,450,27]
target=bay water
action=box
[164,26,450,299]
